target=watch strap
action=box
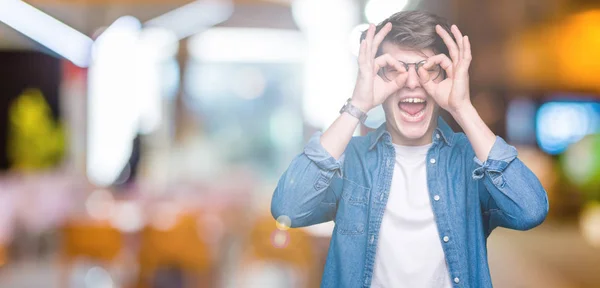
[340,98,368,124]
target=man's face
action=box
[380,42,442,146]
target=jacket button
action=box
[434,195,440,201]
[454,277,460,284]
[443,236,449,242]
[430,158,436,164]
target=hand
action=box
[418,25,472,114]
[351,23,407,112]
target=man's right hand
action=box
[351,23,407,113]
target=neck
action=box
[386,119,437,146]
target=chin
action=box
[383,94,439,145]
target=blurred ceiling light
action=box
[134,27,178,62]
[89,16,178,187]
[87,16,142,187]
[292,0,357,31]
[292,0,359,130]
[145,0,233,40]
[134,28,178,135]
[365,0,409,24]
[188,28,305,62]
[536,101,600,155]
[0,0,93,67]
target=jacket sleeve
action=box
[474,136,549,234]
[271,132,344,228]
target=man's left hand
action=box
[418,24,473,115]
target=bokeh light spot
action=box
[271,230,290,249]
[84,266,114,288]
[276,215,292,230]
[580,203,600,248]
[85,189,115,220]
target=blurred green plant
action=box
[7,88,65,171]
[561,134,600,202]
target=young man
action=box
[271,11,548,288]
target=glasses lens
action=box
[381,65,405,81]
[418,63,442,80]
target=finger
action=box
[375,74,405,103]
[450,25,464,57]
[358,39,367,66]
[417,66,436,95]
[390,72,408,91]
[422,54,454,79]
[373,53,403,74]
[436,25,459,63]
[462,35,472,62]
[383,75,406,99]
[456,36,472,76]
[365,24,375,62]
[371,22,392,58]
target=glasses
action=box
[379,60,443,82]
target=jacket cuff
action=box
[304,132,345,177]
[472,136,518,180]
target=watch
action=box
[339,98,368,124]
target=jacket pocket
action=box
[336,179,370,235]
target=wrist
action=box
[450,102,476,125]
[349,98,372,113]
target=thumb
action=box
[418,66,436,95]
[379,73,406,101]
[393,72,408,90]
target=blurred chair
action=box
[137,212,215,288]
[237,215,319,288]
[60,220,123,287]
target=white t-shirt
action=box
[371,143,452,288]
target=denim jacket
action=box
[271,117,549,288]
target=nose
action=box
[404,66,421,90]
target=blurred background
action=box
[0,0,599,287]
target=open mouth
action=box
[398,97,427,120]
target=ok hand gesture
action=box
[351,23,408,113]
[418,25,472,114]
